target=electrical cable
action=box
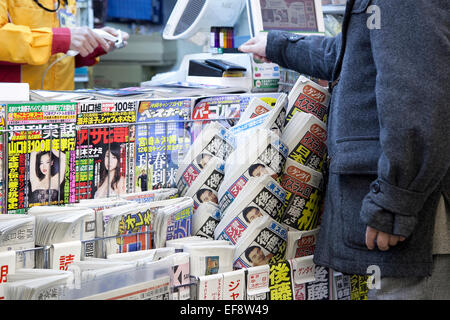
[41,54,70,90]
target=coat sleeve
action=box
[360,0,450,238]
[0,1,70,65]
[265,30,341,81]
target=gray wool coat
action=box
[266,0,450,277]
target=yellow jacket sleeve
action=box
[0,1,54,65]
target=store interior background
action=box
[78,0,345,90]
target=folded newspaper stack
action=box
[281,111,327,173]
[215,175,286,245]
[120,188,179,203]
[192,202,221,239]
[231,93,288,147]
[285,228,320,260]
[176,121,233,197]
[151,197,194,248]
[279,158,324,231]
[285,75,331,124]
[3,269,73,300]
[183,242,235,277]
[183,156,225,209]
[165,236,230,252]
[0,214,36,268]
[233,215,287,269]
[218,128,289,213]
[237,97,274,125]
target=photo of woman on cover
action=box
[29,149,66,205]
[94,142,127,198]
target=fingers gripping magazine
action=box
[233,215,287,269]
[218,129,289,213]
[281,111,327,173]
[285,75,330,124]
[279,158,324,231]
[215,175,286,245]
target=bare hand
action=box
[365,226,406,251]
[100,27,129,52]
[69,26,110,56]
[238,33,271,63]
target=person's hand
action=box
[238,33,271,63]
[100,26,129,52]
[365,226,406,251]
[69,26,110,57]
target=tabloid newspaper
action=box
[5,102,77,214]
[0,250,16,299]
[184,243,235,277]
[183,156,225,210]
[0,215,35,269]
[285,75,330,124]
[279,158,324,231]
[215,175,286,245]
[170,252,191,300]
[176,121,233,197]
[281,110,327,173]
[236,97,273,125]
[233,215,287,269]
[192,202,221,239]
[218,129,289,213]
[285,227,320,260]
[120,188,179,203]
[135,98,193,190]
[75,100,137,200]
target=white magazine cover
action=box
[183,244,235,277]
[230,93,288,147]
[279,158,324,231]
[176,121,234,196]
[0,214,35,268]
[286,75,330,124]
[237,97,273,125]
[184,156,225,210]
[192,202,221,239]
[215,175,286,245]
[281,111,327,173]
[233,215,287,269]
[218,128,289,213]
[286,228,320,260]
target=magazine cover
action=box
[215,175,286,245]
[285,75,330,124]
[279,158,324,231]
[0,104,5,214]
[6,102,77,214]
[135,98,193,191]
[233,215,287,269]
[281,111,327,173]
[75,100,137,200]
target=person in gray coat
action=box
[240,0,449,299]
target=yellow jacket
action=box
[0,0,101,90]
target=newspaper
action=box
[222,269,246,300]
[106,247,176,263]
[197,273,223,300]
[49,241,82,271]
[285,228,320,260]
[183,244,235,277]
[281,111,327,172]
[170,252,191,300]
[230,93,288,147]
[120,188,179,203]
[218,129,289,213]
[3,270,73,300]
[286,75,330,124]
[0,251,15,300]
[236,97,273,125]
[192,202,221,239]
[215,175,286,245]
[233,215,287,269]
[0,214,35,268]
[176,121,234,197]
[279,158,324,231]
[166,236,230,252]
[246,264,270,300]
[152,197,194,248]
[291,264,331,300]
